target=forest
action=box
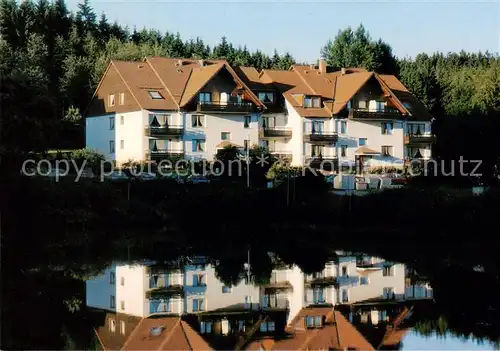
[1,0,500,179]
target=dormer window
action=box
[305,315,322,328]
[304,96,321,108]
[258,92,275,104]
[148,91,164,99]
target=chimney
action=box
[341,68,347,76]
[309,63,315,70]
[175,59,183,67]
[198,59,205,67]
[318,59,327,73]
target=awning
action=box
[355,146,380,156]
[216,140,243,149]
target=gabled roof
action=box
[244,307,374,351]
[233,66,275,91]
[145,57,265,110]
[94,314,213,351]
[260,63,429,120]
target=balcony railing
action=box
[348,108,403,120]
[263,126,292,138]
[145,125,184,137]
[146,284,184,299]
[404,134,436,145]
[305,276,337,287]
[303,132,338,143]
[196,101,255,114]
[147,149,185,161]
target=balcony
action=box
[305,276,337,287]
[147,149,185,161]
[270,151,292,161]
[404,134,436,145]
[145,125,184,137]
[196,101,255,114]
[262,126,292,138]
[348,108,403,120]
[146,284,185,299]
[303,132,338,144]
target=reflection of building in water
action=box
[86,252,432,350]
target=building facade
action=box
[85,58,434,172]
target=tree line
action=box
[1,0,499,181]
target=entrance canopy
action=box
[355,147,380,156]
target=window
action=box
[221,132,231,141]
[342,266,348,276]
[311,121,324,134]
[376,101,385,111]
[341,145,347,157]
[383,265,394,276]
[244,115,251,128]
[121,277,125,286]
[313,288,325,303]
[346,100,352,110]
[340,121,347,134]
[192,298,205,312]
[311,145,324,158]
[120,321,126,335]
[198,92,211,103]
[191,114,205,128]
[359,138,367,146]
[258,92,275,103]
[303,95,320,108]
[120,300,125,311]
[193,274,206,286]
[109,140,115,153]
[304,96,312,108]
[244,295,253,308]
[222,286,232,293]
[260,320,275,332]
[119,92,125,105]
[108,94,115,107]
[244,140,249,152]
[148,91,163,99]
[238,320,245,332]
[200,321,212,334]
[120,140,124,150]
[193,139,205,152]
[383,287,395,299]
[312,97,321,108]
[403,102,411,111]
[381,122,393,135]
[360,277,369,285]
[109,117,115,130]
[110,295,116,309]
[342,290,349,303]
[109,318,116,332]
[110,272,115,284]
[381,146,393,157]
[120,115,124,125]
[358,100,367,109]
[306,316,322,328]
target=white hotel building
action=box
[86,253,411,327]
[84,57,434,172]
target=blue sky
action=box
[66,0,499,62]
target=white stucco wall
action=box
[85,114,117,161]
[204,265,260,311]
[285,101,305,167]
[86,264,147,317]
[183,112,260,161]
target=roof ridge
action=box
[157,318,182,350]
[121,317,146,350]
[375,73,410,115]
[145,57,181,109]
[113,60,144,110]
[178,321,193,350]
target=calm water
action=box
[402,331,499,350]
